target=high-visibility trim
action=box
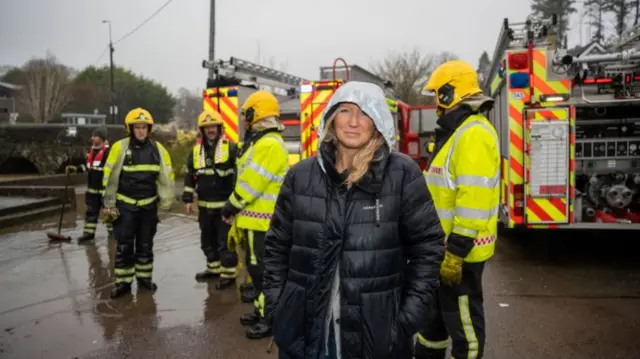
[85,223,97,228]
[229,192,246,209]
[135,263,153,271]
[84,228,96,234]
[184,186,194,193]
[245,161,283,182]
[248,230,257,265]
[135,271,152,278]
[203,87,239,143]
[216,168,234,177]
[116,193,157,206]
[507,86,526,227]
[386,97,398,112]
[416,333,448,349]
[220,266,237,278]
[254,291,265,317]
[207,261,221,274]
[236,179,278,201]
[114,267,135,283]
[197,200,225,209]
[459,295,480,359]
[122,164,160,172]
[86,188,103,194]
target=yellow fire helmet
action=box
[241,90,280,124]
[124,107,154,134]
[197,109,224,128]
[422,60,483,110]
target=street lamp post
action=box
[102,20,116,125]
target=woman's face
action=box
[333,103,375,150]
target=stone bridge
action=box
[0,124,176,175]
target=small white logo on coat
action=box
[363,204,383,210]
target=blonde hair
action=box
[320,112,385,187]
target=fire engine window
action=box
[409,110,420,134]
[419,109,438,134]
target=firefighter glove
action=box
[102,207,119,223]
[221,201,241,218]
[440,251,463,286]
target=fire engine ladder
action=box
[202,57,309,96]
[485,15,558,92]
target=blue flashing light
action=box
[509,72,530,89]
[226,89,238,97]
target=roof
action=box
[0,81,22,91]
[568,41,606,57]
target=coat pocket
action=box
[360,290,398,359]
[273,281,306,349]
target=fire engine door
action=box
[301,83,339,158]
[523,107,572,224]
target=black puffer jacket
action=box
[263,140,446,359]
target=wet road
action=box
[0,211,639,358]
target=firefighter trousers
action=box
[244,229,266,318]
[83,191,112,235]
[112,204,159,285]
[415,261,486,359]
[198,208,238,278]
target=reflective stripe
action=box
[207,261,221,274]
[216,168,234,177]
[183,186,194,193]
[197,200,225,209]
[453,226,478,238]
[229,193,247,208]
[197,169,216,175]
[116,193,157,206]
[238,179,278,201]
[86,188,103,194]
[220,266,237,278]
[248,230,257,265]
[136,263,153,271]
[85,223,97,228]
[246,161,283,182]
[417,334,448,349]
[456,174,499,188]
[459,295,480,359]
[436,205,499,221]
[114,267,135,283]
[122,164,160,172]
[91,167,104,172]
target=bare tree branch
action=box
[371,49,458,105]
[17,54,71,123]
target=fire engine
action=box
[201,57,305,166]
[299,58,436,169]
[483,14,640,229]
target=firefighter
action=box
[415,60,500,359]
[183,109,239,289]
[77,127,112,242]
[220,90,288,339]
[102,107,175,299]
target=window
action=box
[409,108,438,135]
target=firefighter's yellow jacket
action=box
[423,101,500,263]
[102,137,175,210]
[221,129,288,232]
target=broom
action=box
[46,161,76,241]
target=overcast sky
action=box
[1,0,585,94]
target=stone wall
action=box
[0,124,176,174]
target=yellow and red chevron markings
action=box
[300,81,340,158]
[203,87,239,143]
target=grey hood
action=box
[316,81,396,172]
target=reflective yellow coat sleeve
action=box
[230,137,287,209]
[450,125,500,239]
[156,141,175,210]
[102,140,123,188]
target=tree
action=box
[8,55,72,123]
[477,51,491,86]
[72,66,176,124]
[371,49,457,105]
[173,88,203,129]
[605,0,634,36]
[585,0,608,42]
[531,0,578,47]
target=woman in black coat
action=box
[263,81,446,359]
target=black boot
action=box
[110,283,131,298]
[195,271,220,282]
[77,233,95,243]
[137,278,158,291]
[246,322,272,339]
[240,310,260,326]
[241,285,258,303]
[216,277,236,290]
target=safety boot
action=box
[195,271,220,282]
[77,233,95,243]
[241,284,258,303]
[137,278,158,291]
[216,277,236,290]
[240,310,260,326]
[110,283,131,299]
[246,322,272,339]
